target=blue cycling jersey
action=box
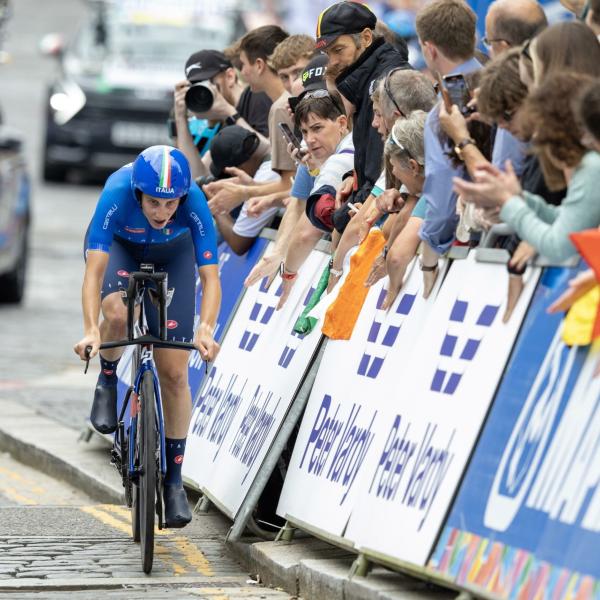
[86,164,218,267]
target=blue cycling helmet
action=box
[131,145,191,200]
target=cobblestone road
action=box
[0,454,289,598]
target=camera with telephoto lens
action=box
[185,82,214,113]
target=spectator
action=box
[207,126,280,256]
[174,50,271,178]
[204,26,296,218]
[314,1,411,233]
[579,79,600,154]
[548,78,600,314]
[483,0,547,59]
[529,21,600,86]
[224,41,273,138]
[586,0,600,38]
[329,69,436,288]
[454,72,600,263]
[377,111,428,309]
[477,48,565,209]
[244,54,331,288]
[521,21,600,190]
[277,92,355,308]
[483,0,547,177]
[269,34,315,94]
[413,0,479,291]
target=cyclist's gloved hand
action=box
[74,329,101,360]
[194,323,220,362]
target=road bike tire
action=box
[139,370,157,573]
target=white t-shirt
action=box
[309,133,355,197]
[233,159,281,238]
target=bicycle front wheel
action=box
[138,370,158,574]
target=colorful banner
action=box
[277,258,447,537]
[183,247,330,515]
[429,267,600,599]
[345,255,540,565]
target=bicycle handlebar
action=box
[100,335,197,352]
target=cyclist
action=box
[74,145,221,528]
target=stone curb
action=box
[229,538,457,600]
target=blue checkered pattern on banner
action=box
[357,288,416,379]
[239,277,283,352]
[431,299,499,395]
[278,286,316,368]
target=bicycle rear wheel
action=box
[138,370,158,573]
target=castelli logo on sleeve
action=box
[174,455,184,464]
[117,269,130,277]
[203,250,213,260]
[167,320,178,329]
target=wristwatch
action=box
[454,137,476,160]
[328,257,343,278]
[224,112,241,127]
[279,261,297,281]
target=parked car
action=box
[0,119,30,303]
[41,0,240,182]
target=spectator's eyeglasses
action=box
[520,39,532,61]
[301,89,344,115]
[387,128,415,162]
[383,67,407,119]
[482,36,509,49]
[303,89,330,100]
[502,108,516,122]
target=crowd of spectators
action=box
[172,0,600,320]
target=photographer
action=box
[174,49,271,179]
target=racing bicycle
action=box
[86,263,196,573]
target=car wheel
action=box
[0,233,28,303]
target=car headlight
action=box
[49,79,86,126]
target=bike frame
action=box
[103,265,195,527]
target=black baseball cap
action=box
[289,54,329,113]
[301,54,328,92]
[315,2,377,50]
[185,50,233,83]
[210,126,260,178]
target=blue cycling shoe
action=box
[91,378,117,434]
[164,484,192,528]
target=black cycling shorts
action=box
[85,231,197,343]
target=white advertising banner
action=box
[344,255,540,565]
[183,245,330,516]
[277,258,447,536]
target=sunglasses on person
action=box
[520,38,532,61]
[383,67,408,118]
[299,88,345,115]
[386,128,416,162]
[482,35,509,49]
